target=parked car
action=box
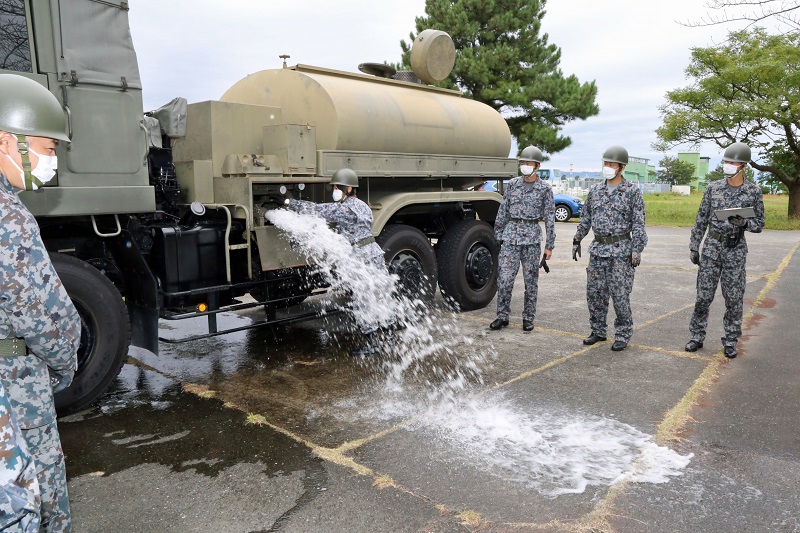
[482,181,583,222]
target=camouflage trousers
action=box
[21,422,70,533]
[0,391,40,533]
[496,243,541,322]
[586,255,635,342]
[689,246,747,346]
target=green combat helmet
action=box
[723,142,751,163]
[0,74,69,141]
[519,145,543,163]
[602,145,628,165]
[330,168,359,188]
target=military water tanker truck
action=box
[1,0,516,413]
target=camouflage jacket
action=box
[0,172,80,429]
[287,195,383,260]
[574,178,648,257]
[690,178,765,255]
[0,381,40,531]
[494,176,556,248]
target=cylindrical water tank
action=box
[220,66,511,158]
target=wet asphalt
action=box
[59,225,800,533]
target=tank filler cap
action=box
[410,29,456,83]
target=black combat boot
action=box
[611,340,627,351]
[685,339,703,352]
[583,333,607,345]
[522,320,534,332]
[490,318,509,330]
[724,344,737,358]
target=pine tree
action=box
[397,0,599,156]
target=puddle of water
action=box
[352,391,694,498]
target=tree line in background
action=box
[392,0,800,215]
[658,0,800,217]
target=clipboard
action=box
[714,207,756,220]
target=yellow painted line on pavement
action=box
[635,303,694,330]
[626,343,713,362]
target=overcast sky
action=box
[128,0,765,172]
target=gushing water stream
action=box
[266,208,692,497]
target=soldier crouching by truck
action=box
[0,74,81,532]
[490,146,555,332]
[269,168,393,357]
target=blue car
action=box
[481,180,583,222]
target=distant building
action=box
[623,156,657,183]
[678,152,710,191]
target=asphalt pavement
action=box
[60,226,800,533]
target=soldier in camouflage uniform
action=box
[0,74,81,532]
[685,142,765,359]
[490,146,555,332]
[572,146,647,351]
[270,168,389,356]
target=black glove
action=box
[496,239,503,247]
[630,251,641,268]
[690,250,700,265]
[540,256,550,273]
[572,239,581,261]
[49,369,74,394]
[728,215,747,227]
[268,193,286,207]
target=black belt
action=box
[707,229,725,242]
[0,338,27,358]
[510,217,541,223]
[355,236,376,248]
[594,233,631,244]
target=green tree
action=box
[397,0,599,156]
[655,28,800,217]
[657,156,696,186]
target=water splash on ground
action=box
[266,208,691,496]
[266,208,493,401]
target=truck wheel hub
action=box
[390,252,423,288]
[465,243,492,289]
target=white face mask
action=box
[520,164,535,176]
[28,146,58,187]
[602,167,618,180]
[723,163,740,177]
[331,188,344,202]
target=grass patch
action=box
[458,510,483,527]
[245,413,267,426]
[643,193,800,230]
[372,474,396,489]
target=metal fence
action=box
[551,178,671,196]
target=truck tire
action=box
[50,253,130,415]
[377,224,437,300]
[436,219,498,311]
